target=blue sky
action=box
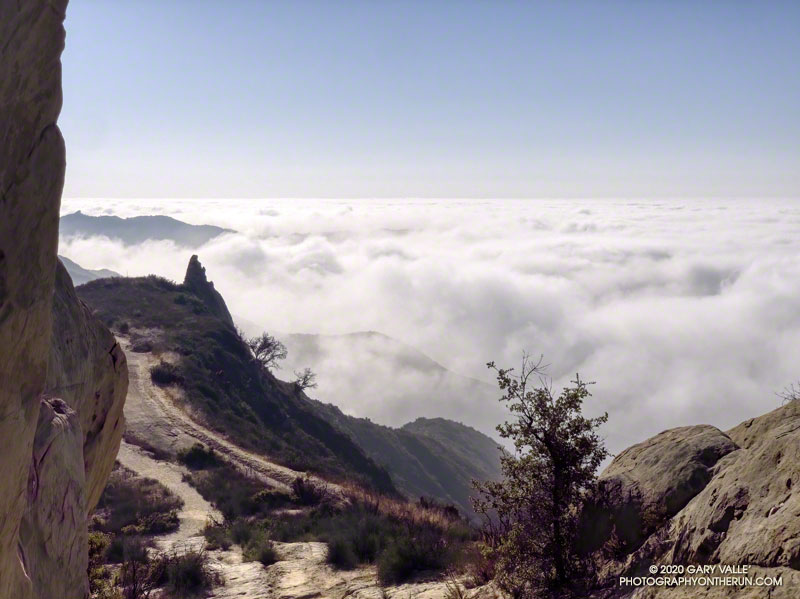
[61,1,800,198]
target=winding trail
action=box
[122,337,339,493]
[117,336,491,598]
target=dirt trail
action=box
[116,440,274,598]
[117,441,218,549]
[122,337,338,493]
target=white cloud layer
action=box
[59,197,800,454]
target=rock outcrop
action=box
[183,254,235,327]
[1,2,129,598]
[588,402,800,598]
[583,425,738,557]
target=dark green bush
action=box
[377,535,446,585]
[203,522,232,550]
[149,360,183,386]
[151,548,220,595]
[177,443,219,469]
[291,475,326,506]
[231,518,254,546]
[94,466,183,538]
[326,536,358,570]
[183,465,292,522]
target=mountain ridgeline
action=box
[60,211,234,247]
[76,256,502,513]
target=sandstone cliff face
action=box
[47,262,128,511]
[0,1,68,597]
[589,402,800,598]
[16,263,128,599]
[1,2,128,598]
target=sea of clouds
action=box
[59,197,800,455]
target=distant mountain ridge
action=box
[311,402,502,516]
[59,256,121,286]
[60,211,235,247]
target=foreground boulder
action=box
[583,425,737,558]
[588,401,800,598]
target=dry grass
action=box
[340,482,457,531]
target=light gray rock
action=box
[0,1,68,596]
[585,425,737,556]
[665,400,800,569]
[48,260,128,511]
[590,401,800,599]
[20,398,89,599]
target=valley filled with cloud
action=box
[59,197,800,454]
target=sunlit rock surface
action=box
[0,1,128,597]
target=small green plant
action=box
[202,521,232,550]
[243,530,278,566]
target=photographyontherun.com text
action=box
[620,565,783,588]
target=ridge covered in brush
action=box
[310,403,502,516]
[77,257,503,511]
[77,258,394,493]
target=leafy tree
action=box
[247,332,287,371]
[473,354,608,598]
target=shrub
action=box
[149,360,183,386]
[88,532,112,595]
[291,475,326,506]
[473,355,608,597]
[231,518,254,546]
[203,522,232,550]
[177,443,219,469]
[243,530,277,567]
[326,536,358,570]
[251,487,295,510]
[151,548,220,595]
[95,466,183,537]
[118,537,155,599]
[183,466,273,522]
[377,534,447,585]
